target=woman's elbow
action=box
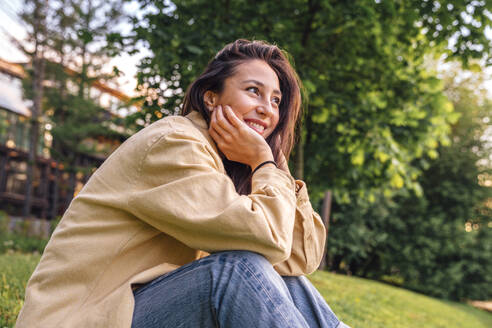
[265,241,292,265]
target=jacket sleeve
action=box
[127,129,298,265]
[273,180,327,276]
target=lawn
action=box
[1,253,490,328]
[309,271,492,328]
[0,253,41,328]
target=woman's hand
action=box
[209,105,274,170]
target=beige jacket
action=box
[16,110,326,328]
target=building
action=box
[0,58,136,219]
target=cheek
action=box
[230,97,256,119]
[271,113,280,129]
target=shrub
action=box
[0,232,48,255]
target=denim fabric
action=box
[132,251,349,328]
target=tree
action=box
[393,70,491,300]
[327,65,492,300]
[130,0,491,205]
[44,0,127,206]
[128,0,491,300]
[16,0,129,214]
[17,0,49,217]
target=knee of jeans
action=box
[210,250,276,275]
[282,275,312,293]
[208,251,289,299]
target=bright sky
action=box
[0,1,490,98]
[0,0,146,96]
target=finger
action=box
[210,106,231,139]
[222,105,243,128]
[208,107,216,132]
[210,123,233,152]
[216,105,236,133]
[209,111,226,141]
[209,125,222,143]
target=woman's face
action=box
[205,59,281,139]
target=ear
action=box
[203,91,218,111]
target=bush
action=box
[0,232,48,255]
[0,211,50,254]
[0,211,9,233]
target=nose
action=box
[256,100,275,117]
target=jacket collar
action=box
[184,110,223,159]
[185,110,208,130]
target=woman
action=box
[16,39,349,328]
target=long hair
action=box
[181,39,303,194]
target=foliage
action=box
[0,232,48,255]
[0,211,8,233]
[326,66,492,300]
[1,253,490,328]
[130,0,491,203]
[126,0,492,301]
[43,0,127,162]
[386,68,491,300]
[18,0,129,206]
[17,0,49,217]
[42,68,125,170]
[0,212,48,254]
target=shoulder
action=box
[126,115,208,154]
[130,115,221,170]
[103,113,222,179]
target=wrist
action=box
[250,152,274,171]
[251,160,277,174]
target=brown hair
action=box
[181,39,303,194]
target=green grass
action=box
[309,271,492,328]
[0,252,41,328]
[0,253,490,328]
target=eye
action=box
[246,86,259,95]
[272,97,281,106]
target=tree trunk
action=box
[0,153,8,192]
[65,154,80,209]
[318,190,332,270]
[294,137,304,180]
[292,0,319,180]
[50,165,60,219]
[40,162,50,219]
[65,170,76,209]
[23,53,45,217]
[23,117,40,217]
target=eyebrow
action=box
[242,79,282,96]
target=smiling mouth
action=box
[246,121,266,134]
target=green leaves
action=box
[351,149,365,166]
[311,108,329,123]
[185,45,203,55]
[130,5,491,296]
[327,66,492,300]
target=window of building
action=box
[5,160,27,195]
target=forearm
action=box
[273,180,327,276]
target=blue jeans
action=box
[132,251,350,328]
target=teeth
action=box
[246,121,265,132]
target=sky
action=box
[0,0,146,96]
[0,0,490,98]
